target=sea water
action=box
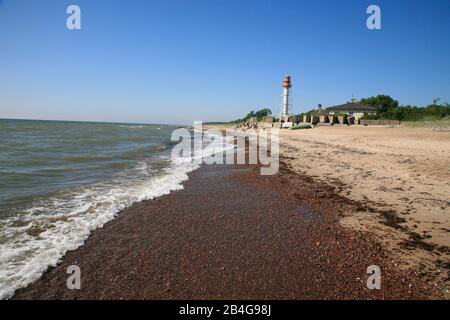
[0,119,201,299]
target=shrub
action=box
[290,124,312,130]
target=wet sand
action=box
[13,162,437,299]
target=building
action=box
[280,74,294,128]
[280,74,292,119]
[326,100,378,121]
[310,104,330,125]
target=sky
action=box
[0,0,449,125]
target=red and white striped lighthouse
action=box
[281,74,292,118]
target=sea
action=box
[0,119,216,299]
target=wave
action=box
[0,158,198,299]
[118,125,145,129]
[0,130,235,300]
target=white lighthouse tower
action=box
[281,74,292,120]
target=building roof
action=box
[326,102,378,113]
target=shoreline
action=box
[12,160,439,299]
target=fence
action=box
[359,119,401,126]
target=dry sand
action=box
[280,125,450,296]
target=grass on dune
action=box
[403,116,450,129]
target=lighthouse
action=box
[281,74,292,119]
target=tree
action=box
[229,108,273,124]
[254,108,272,120]
[360,95,399,113]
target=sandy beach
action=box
[12,124,449,299]
[2,0,449,304]
[13,162,435,299]
[8,125,448,299]
[280,126,450,297]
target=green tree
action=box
[254,108,272,120]
[360,95,399,113]
[229,108,273,124]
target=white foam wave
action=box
[0,131,235,300]
[0,159,199,300]
[118,125,145,129]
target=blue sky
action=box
[0,0,449,124]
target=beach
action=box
[280,126,450,297]
[13,163,435,299]
[11,123,448,299]
[8,125,449,299]
[2,0,449,303]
